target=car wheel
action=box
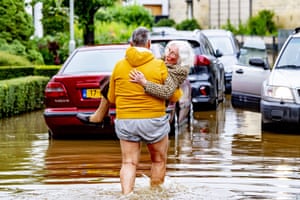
[261,119,271,131]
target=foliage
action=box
[0,51,32,66]
[34,65,61,77]
[247,10,277,36]
[0,1,44,64]
[0,0,34,46]
[154,18,176,27]
[63,0,118,45]
[221,19,238,34]
[176,19,201,30]
[98,4,154,27]
[34,33,70,65]
[0,76,49,118]
[95,21,136,44]
[40,0,69,35]
[222,9,277,36]
[0,66,34,80]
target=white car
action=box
[261,27,300,129]
[231,38,271,111]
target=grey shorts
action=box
[114,114,170,144]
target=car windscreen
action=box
[208,36,234,55]
[276,37,300,69]
[62,49,126,74]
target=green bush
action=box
[0,66,34,80]
[34,65,61,77]
[154,18,176,27]
[101,5,154,27]
[95,21,136,44]
[0,65,59,80]
[221,9,277,36]
[0,76,50,118]
[176,19,201,30]
[0,51,31,66]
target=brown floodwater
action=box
[0,96,300,199]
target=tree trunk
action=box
[83,16,95,45]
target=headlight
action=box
[263,85,294,102]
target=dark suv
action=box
[150,29,225,109]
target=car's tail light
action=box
[194,55,210,66]
[199,86,207,96]
[45,82,68,98]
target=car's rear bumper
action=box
[261,100,300,124]
[44,108,116,138]
[44,106,176,138]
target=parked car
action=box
[43,43,191,139]
[202,29,241,93]
[150,30,225,110]
[231,38,271,111]
[261,27,300,129]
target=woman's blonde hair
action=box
[165,40,195,67]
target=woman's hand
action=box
[129,69,147,86]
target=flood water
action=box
[0,96,300,200]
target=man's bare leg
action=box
[119,140,141,194]
[147,135,169,187]
[89,98,109,123]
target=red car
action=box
[43,44,192,139]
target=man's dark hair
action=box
[131,27,150,47]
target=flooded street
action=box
[0,96,300,199]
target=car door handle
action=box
[235,69,244,74]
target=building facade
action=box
[131,0,300,29]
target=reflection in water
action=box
[1,97,300,199]
[0,110,48,185]
[44,140,121,184]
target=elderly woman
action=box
[130,40,195,101]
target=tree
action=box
[40,0,69,35]
[0,0,34,45]
[64,0,118,45]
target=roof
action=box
[150,30,201,48]
[201,29,233,37]
[242,38,266,50]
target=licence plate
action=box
[82,89,101,99]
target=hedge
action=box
[0,76,50,118]
[0,65,61,80]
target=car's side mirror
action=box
[249,58,269,70]
[215,49,223,58]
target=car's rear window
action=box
[62,49,126,74]
[208,36,234,55]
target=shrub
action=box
[0,66,34,80]
[0,76,49,118]
[154,18,176,27]
[176,19,201,30]
[95,21,136,44]
[0,51,31,66]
